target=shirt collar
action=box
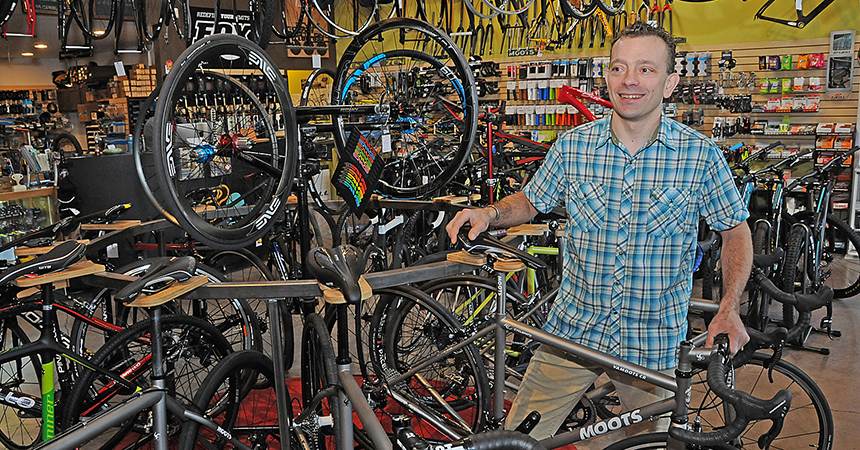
[605,113,679,153]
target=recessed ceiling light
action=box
[34,43,48,49]
[94,30,105,36]
[21,52,34,57]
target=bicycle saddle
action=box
[115,256,197,304]
[307,245,365,304]
[0,240,86,286]
[752,248,783,269]
[459,231,547,270]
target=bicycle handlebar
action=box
[751,267,833,313]
[445,430,547,450]
[669,335,792,449]
[786,146,860,191]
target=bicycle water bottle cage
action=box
[115,256,197,304]
[0,240,86,286]
[458,232,547,270]
[307,245,366,304]
[754,0,834,28]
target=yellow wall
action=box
[672,0,859,46]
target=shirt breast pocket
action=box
[646,187,693,237]
[567,182,606,231]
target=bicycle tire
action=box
[304,0,376,39]
[0,0,17,27]
[272,0,306,40]
[747,221,772,330]
[780,224,807,328]
[61,315,233,448]
[152,34,298,250]
[594,0,623,15]
[167,0,192,46]
[783,212,860,299]
[205,248,293,371]
[213,0,274,48]
[51,132,83,159]
[71,259,261,356]
[419,275,542,373]
[76,0,118,39]
[133,84,182,227]
[300,67,335,107]
[557,0,597,19]
[300,313,339,449]
[482,0,536,17]
[331,18,478,199]
[370,285,491,440]
[0,316,42,450]
[137,0,166,41]
[179,349,282,449]
[602,353,832,450]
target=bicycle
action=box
[375,233,832,448]
[777,146,860,348]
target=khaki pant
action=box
[505,345,674,449]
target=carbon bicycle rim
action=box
[138,0,167,41]
[304,0,376,39]
[153,34,298,249]
[331,18,478,199]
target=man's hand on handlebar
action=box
[705,308,750,355]
[447,207,495,243]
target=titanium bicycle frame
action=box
[383,260,727,448]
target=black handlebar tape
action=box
[448,430,547,450]
[752,270,833,313]
[669,350,792,447]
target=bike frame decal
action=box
[42,361,55,440]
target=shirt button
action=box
[620,218,628,226]
[617,247,625,255]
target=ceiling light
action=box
[21,52,34,57]
[34,43,48,49]
[94,30,105,36]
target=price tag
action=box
[381,127,392,153]
[312,54,322,69]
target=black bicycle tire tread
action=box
[780,225,806,328]
[51,132,83,157]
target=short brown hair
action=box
[612,21,676,74]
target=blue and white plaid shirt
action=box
[523,113,748,370]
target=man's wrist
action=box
[487,205,501,223]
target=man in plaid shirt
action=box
[446,22,751,442]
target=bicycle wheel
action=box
[137,0,166,41]
[213,0,274,48]
[61,315,233,448]
[300,313,339,449]
[300,67,335,108]
[594,0,623,15]
[605,353,832,450]
[0,0,17,27]
[167,0,192,46]
[370,285,491,440]
[153,34,298,250]
[304,0,376,39]
[780,224,808,328]
[0,317,42,450]
[331,18,478,199]
[179,350,281,449]
[205,249,293,370]
[746,221,772,330]
[74,0,118,38]
[272,0,305,39]
[419,275,542,374]
[71,260,261,356]
[784,212,860,299]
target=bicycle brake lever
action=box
[758,416,785,450]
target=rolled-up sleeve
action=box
[699,147,749,231]
[523,138,566,213]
